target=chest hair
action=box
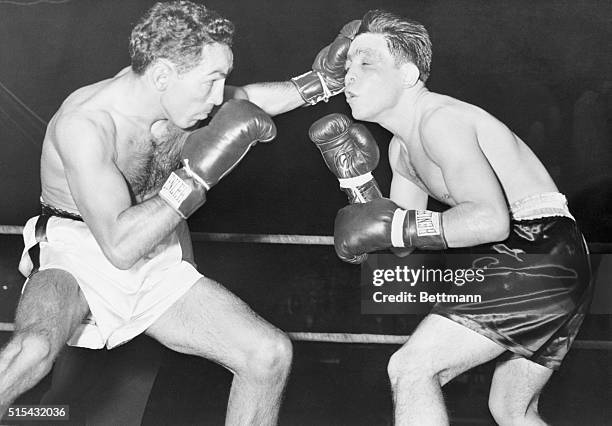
[123,125,188,200]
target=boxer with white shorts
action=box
[0,2,360,424]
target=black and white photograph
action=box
[0,0,610,424]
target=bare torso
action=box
[40,68,185,213]
[389,92,557,207]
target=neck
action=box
[375,83,429,137]
[112,69,166,128]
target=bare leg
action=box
[0,269,89,415]
[146,277,292,426]
[488,357,553,425]
[387,314,506,426]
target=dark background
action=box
[0,1,611,424]
[0,0,611,240]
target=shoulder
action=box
[54,106,115,144]
[419,96,497,153]
[420,98,472,136]
[51,107,117,164]
[422,95,510,137]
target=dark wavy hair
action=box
[358,9,432,82]
[129,1,234,75]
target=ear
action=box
[401,62,420,87]
[149,59,174,91]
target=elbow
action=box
[490,218,510,242]
[101,245,138,270]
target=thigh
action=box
[398,314,507,383]
[145,276,283,369]
[16,268,89,346]
[490,357,553,404]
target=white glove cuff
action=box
[159,172,191,219]
[391,208,408,248]
[315,71,333,103]
[338,172,374,189]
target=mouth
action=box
[345,91,357,102]
[194,112,210,121]
[196,107,214,121]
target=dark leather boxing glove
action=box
[334,198,448,264]
[159,100,276,218]
[309,113,383,203]
[292,20,361,105]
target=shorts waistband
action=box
[510,192,574,221]
[41,201,83,222]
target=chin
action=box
[349,105,372,122]
[348,104,361,119]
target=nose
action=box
[345,71,356,87]
[211,80,225,106]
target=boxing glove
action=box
[292,20,361,105]
[309,113,383,203]
[159,100,277,218]
[334,198,448,264]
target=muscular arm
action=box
[422,109,510,247]
[56,114,183,269]
[222,20,358,116]
[224,83,304,116]
[390,173,428,209]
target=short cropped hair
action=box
[358,9,432,82]
[129,1,234,75]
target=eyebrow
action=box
[208,67,232,78]
[347,48,379,62]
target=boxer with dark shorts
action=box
[316,9,593,425]
[434,193,592,370]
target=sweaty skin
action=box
[341,20,589,426]
[41,69,188,211]
[345,33,558,247]
[41,49,226,215]
[387,93,558,207]
[41,42,302,268]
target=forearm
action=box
[240,81,304,116]
[103,196,183,269]
[335,199,510,264]
[442,202,510,247]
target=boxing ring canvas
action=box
[1,0,611,424]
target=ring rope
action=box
[2,226,612,251]
[0,323,608,350]
[0,225,334,245]
[0,225,23,235]
[190,232,334,245]
[288,332,612,350]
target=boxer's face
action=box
[344,33,405,122]
[162,42,233,129]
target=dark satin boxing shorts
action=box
[431,215,593,370]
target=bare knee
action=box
[387,347,441,389]
[242,332,293,382]
[489,391,540,425]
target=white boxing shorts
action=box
[18,215,202,349]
